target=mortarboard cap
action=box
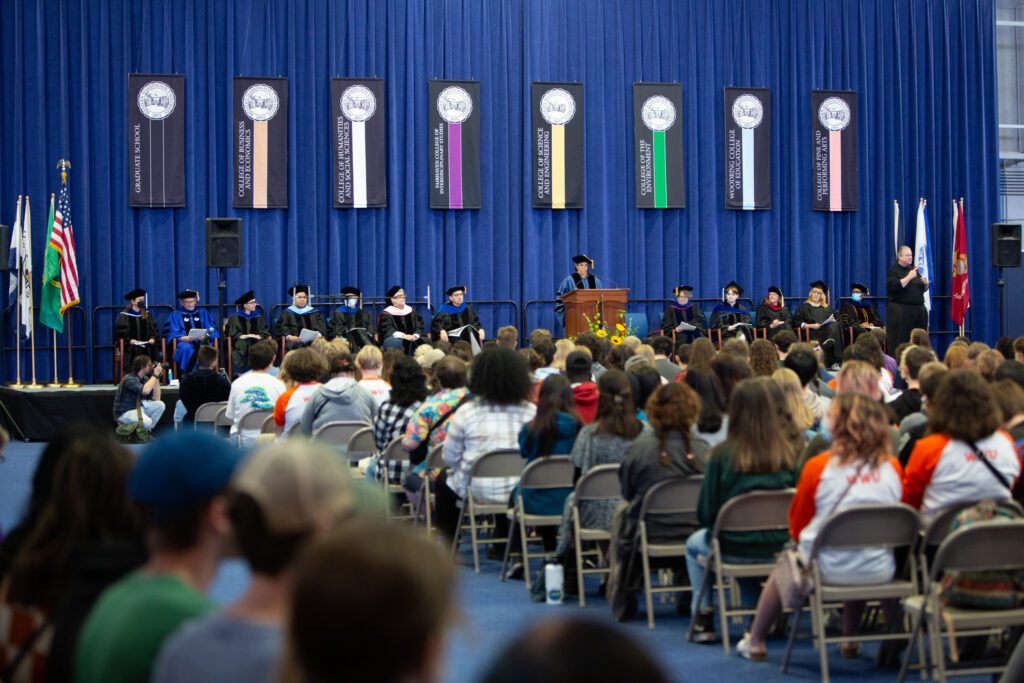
[177,289,199,300]
[386,285,404,300]
[850,282,869,294]
[674,285,693,296]
[288,284,310,297]
[446,285,466,297]
[341,286,361,297]
[572,254,594,267]
[768,285,783,297]
[722,281,743,295]
[234,290,256,306]
[124,288,146,301]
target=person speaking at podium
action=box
[555,254,604,326]
[432,285,484,352]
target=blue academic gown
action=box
[555,273,604,326]
[166,307,219,372]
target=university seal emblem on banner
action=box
[234,77,288,209]
[333,78,386,208]
[723,87,770,210]
[128,74,186,207]
[137,82,176,120]
[633,83,684,209]
[428,80,481,209]
[811,90,857,212]
[533,82,584,209]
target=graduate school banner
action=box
[128,74,186,207]
[234,77,288,209]
[332,78,386,208]
[532,82,584,209]
[723,87,771,210]
[811,90,858,212]
[428,80,481,210]
[634,83,685,209]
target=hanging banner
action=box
[234,77,288,209]
[128,74,186,208]
[332,78,387,208]
[723,87,771,210]
[633,83,685,209]
[532,82,584,209]
[428,80,481,210]
[811,90,858,212]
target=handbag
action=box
[115,392,151,444]
[0,579,51,683]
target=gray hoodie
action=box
[301,377,377,436]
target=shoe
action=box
[840,642,861,659]
[736,634,767,662]
[689,610,717,644]
[503,562,524,581]
[821,338,836,348]
[828,363,841,372]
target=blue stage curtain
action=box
[0,0,1000,381]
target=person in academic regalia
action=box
[224,290,271,376]
[274,285,328,353]
[838,282,885,343]
[431,285,485,352]
[793,280,844,370]
[114,288,161,373]
[886,245,930,352]
[709,281,754,343]
[755,286,794,340]
[555,254,604,327]
[661,285,705,343]
[379,285,428,355]
[166,289,219,374]
[328,286,377,352]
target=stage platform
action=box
[0,384,179,442]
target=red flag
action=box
[950,198,969,326]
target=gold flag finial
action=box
[56,159,71,185]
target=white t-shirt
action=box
[225,371,286,447]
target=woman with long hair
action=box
[772,368,817,435]
[551,339,576,371]
[793,285,844,370]
[684,368,728,454]
[687,337,716,372]
[749,338,779,378]
[710,354,752,403]
[372,357,430,486]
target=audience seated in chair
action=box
[176,345,231,425]
[226,340,286,448]
[300,352,375,438]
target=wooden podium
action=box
[562,288,629,338]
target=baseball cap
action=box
[566,350,592,376]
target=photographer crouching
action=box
[113,354,166,430]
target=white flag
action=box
[7,196,21,311]
[19,196,33,340]
[914,199,934,313]
[893,199,900,256]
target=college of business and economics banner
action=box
[128,74,186,207]
[532,82,584,209]
[428,80,481,209]
[633,83,685,209]
[811,90,858,212]
[723,87,771,210]
[332,78,387,208]
[233,77,288,209]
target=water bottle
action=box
[545,563,564,605]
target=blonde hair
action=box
[771,368,815,431]
[552,339,575,370]
[834,360,882,400]
[355,345,383,370]
[634,344,656,365]
[805,287,827,305]
[621,335,642,351]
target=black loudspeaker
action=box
[992,222,1022,268]
[0,225,8,272]
[205,218,242,268]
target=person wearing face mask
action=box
[115,288,161,372]
[555,254,604,327]
[379,285,428,355]
[225,291,271,377]
[431,285,485,350]
[755,285,793,340]
[328,286,377,352]
[886,245,930,351]
[275,285,328,352]
[838,282,884,343]
[793,281,844,370]
[709,281,753,343]
[661,285,705,343]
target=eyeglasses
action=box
[393,294,406,299]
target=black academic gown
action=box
[114,309,161,369]
[328,308,377,351]
[225,312,270,376]
[839,300,884,342]
[755,303,794,340]
[709,304,754,343]
[431,305,482,345]
[275,307,328,352]
[661,304,705,343]
[793,302,844,366]
[379,309,428,355]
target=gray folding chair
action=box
[500,456,574,590]
[413,444,446,536]
[346,427,377,464]
[236,409,273,446]
[379,437,413,521]
[686,488,795,654]
[899,520,1024,683]
[571,463,622,607]
[451,449,523,573]
[312,420,371,454]
[260,414,277,434]
[634,475,703,629]
[193,401,228,431]
[213,406,233,432]
[918,499,1024,583]
[781,503,921,683]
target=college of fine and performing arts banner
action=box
[234,77,289,209]
[634,83,685,209]
[723,87,770,210]
[128,74,186,208]
[533,82,584,209]
[811,90,858,212]
[332,78,387,208]
[428,80,481,210]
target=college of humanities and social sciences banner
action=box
[428,80,481,209]
[811,90,858,212]
[128,74,186,207]
[233,77,288,209]
[724,87,771,210]
[532,82,584,209]
[634,83,685,209]
[332,78,387,208]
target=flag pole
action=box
[11,196,24,388]
[25,194,40,388]
[47,330,60,387]
[65,315,80,388]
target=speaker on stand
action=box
[205,218,243,332]
[992,222,1022,339]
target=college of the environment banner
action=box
[811,90,858,212]
[428,80,481,210]
[332,78,387,208]
[532,82,584,209]
[233,77,288,209]
[128,74,186,207]
[633,83,685,209]
[723,87,771,210]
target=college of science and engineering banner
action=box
[428,80,481,209]
[234,77,288,209]
[724,87,771,210]
[128,74,186,207]
[811,90,858,212]
[532,82,584,209]
[332,78,387,208]
[634,83,685,209]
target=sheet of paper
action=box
[299,328,322,345]
[186,328,209,341]
[675,322,696,332]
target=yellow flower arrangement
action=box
[610,335,623,345]
[595,329,609,338]
[615,322,626,333]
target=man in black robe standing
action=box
[886,245,929,351]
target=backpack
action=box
[939,500,1024,610]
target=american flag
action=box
[51,184,80,312]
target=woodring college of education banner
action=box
[723,87,770,210]
[128,74,185,207]
[332,78,386,208]
[811,90,858,212]
[634,83,685,209]
[533,82,583,209]
[234,77,288,209]
[428,80,481,210]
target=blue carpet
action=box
[0,441,989,682]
